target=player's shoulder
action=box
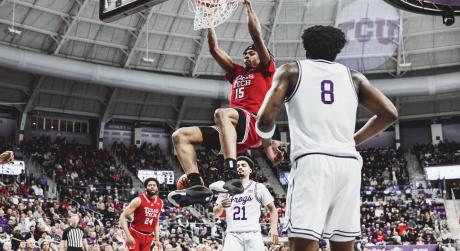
[252,181,268,191]
[275,62,299,77]
[350,69,370,88]
[131,195,142,205]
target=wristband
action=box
[256,124,275,139]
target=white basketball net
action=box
[188,0,239,30]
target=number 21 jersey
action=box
[285,59,359,162]
[217,181,273,233]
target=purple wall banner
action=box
[364,244,438,251]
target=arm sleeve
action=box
[256,184,274,207]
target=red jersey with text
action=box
[130,194,162,233]
[226,59,275,114]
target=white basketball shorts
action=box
[283,153,362,242]
[223,231,265,251]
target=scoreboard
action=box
[137,170,175,185]
[100,0,169,22]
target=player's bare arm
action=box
[256,63,297,163]
[266,202,279,245]
[83,238,89,251]
[212,197,231,218]
[242,0,270,67]
[208,28,234,74]
[154,219,161,247]
[154,201,163,247]
[119,197,141,248]
[352,70,398,145]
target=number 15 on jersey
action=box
[235,87,244,99]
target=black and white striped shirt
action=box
[62,226,85,251]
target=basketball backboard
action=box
[99,0,169,22]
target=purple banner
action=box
[424,0,460,6]
[365,244,438,251]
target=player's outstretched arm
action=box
[119,197,141,248]
[353,70,398,145]
[242,0,271,67]
[208,28,234,74]
[266,202,279,245]
[257,63,297,163]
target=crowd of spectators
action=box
[21,136,134,200]
[360,148,409,202]
[359,192,452,247]
[112,142,171,175]
[0,160,227,251]
[0,183,228,251]
[414,141,460,167]
[356,148,454,249]
[4,138,283,250]
[2,137,458,250]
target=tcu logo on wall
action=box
[335,0,400,72]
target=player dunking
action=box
[168,0,283,206]
[213,156,278,250]
[256,25,398,251]
[119,178,163,251]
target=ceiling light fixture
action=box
[8,0,22,36]
[141,13,154,64]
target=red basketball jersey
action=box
[226,59,275,114]
[130,194,163,234]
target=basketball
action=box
[176,174,189,190]
[176,174,204,190]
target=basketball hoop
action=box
[188,0,238,30]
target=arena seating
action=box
[414,141,460,167]
[1,139,455,250]
[112,141,172,175]
[22,136,134,201]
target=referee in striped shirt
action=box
[62,215,88,251]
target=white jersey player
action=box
[256,25,398,251]
[212,156,279,250]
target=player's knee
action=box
[172,128,188,145]
[214,108,231,125]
